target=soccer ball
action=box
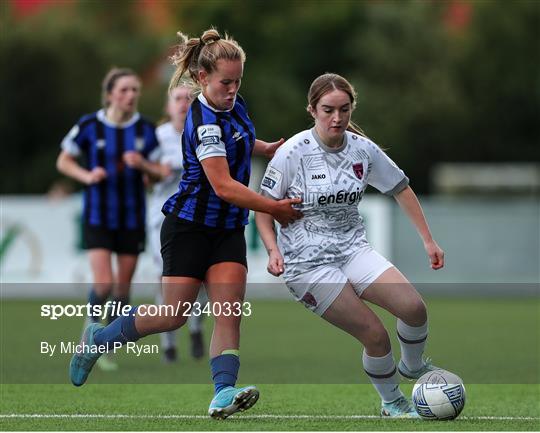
[412,369,466,420]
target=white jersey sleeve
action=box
[195,124,227,161]
[260,143,297,200]
[60,124,82,157]
[366,140,409,195]
[156,123,183,169]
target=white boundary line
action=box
[0,414,539,421]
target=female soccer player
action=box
[57,67,163,368]
[69,29,302,419]
[149,82,207,362]
[256,73,445,418]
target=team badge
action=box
[352,163,364,179]
[135,137,145,151]
[301,292,317,307]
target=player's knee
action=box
[403,298,427,325]
[363,324,390,352]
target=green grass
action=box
[1,298,539,430]
[1,384,539,430]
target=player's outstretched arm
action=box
[255,211,284,276]
[56,151,107,185]
[394,186,445,270]
[201,156,302,226]
[253,138,285,159]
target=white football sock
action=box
[362,350,403,403]
[397,319,428,371]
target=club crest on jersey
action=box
[352,163,364,179]
[301,292,317,308]
[135,137,144,151]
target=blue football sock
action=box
[94,306,140,346]
[88,288,107,323]
[108,295,130,324]
[210,353,239,395]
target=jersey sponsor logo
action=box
[317,188,363,206]
[232,131,242,141]
[262,166,283,190]
[197,124,221,146]
[311,173,326,180]
[352,163,364,179]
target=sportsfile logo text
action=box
[40,301,252,320]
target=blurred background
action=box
[1,0,539,286]
[0,0,538,387]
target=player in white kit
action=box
[256,73,445,418]
[149,82,208,362]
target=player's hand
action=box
[160,163,172,179]
[267,249,284,276]
[424,239,444,270]
[271,197,303,227]
[123,151,144,169]
[262,138,285,158]
[86,167,107,185]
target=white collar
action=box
[197,93,234,113]
[97,109,140,128]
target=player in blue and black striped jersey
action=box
[58,68,165,369]
[69,30,302,418]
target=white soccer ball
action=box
[412,369,466,420]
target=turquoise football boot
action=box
[398,357,440,380]
[208,385,260,419]
[381,396,420,418]
[69,322,104,386]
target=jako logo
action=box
[311,174,326,180]
[318,189,363,206]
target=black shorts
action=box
[83,224,145,255]
[161,214,247,280]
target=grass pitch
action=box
[1,297,539,430]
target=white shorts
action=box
[284,245,393,316]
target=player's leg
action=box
[322,283,418,417]
[188,288,207,359]
[85,229,116,371]
[204,262,259,419]
[70,276,201,386]
[87,249,113,322]
[111,254,137,322]
[359,266,437,379]
[150,220,178,362]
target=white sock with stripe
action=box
[397,319,428,371]
[362,350,403,403]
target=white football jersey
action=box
[149,122,183,226]
[260,128,408,277]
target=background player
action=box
[256,73,445,418]
[69,29,302,419]
[57,67,163,369]
[149,81,208,362]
